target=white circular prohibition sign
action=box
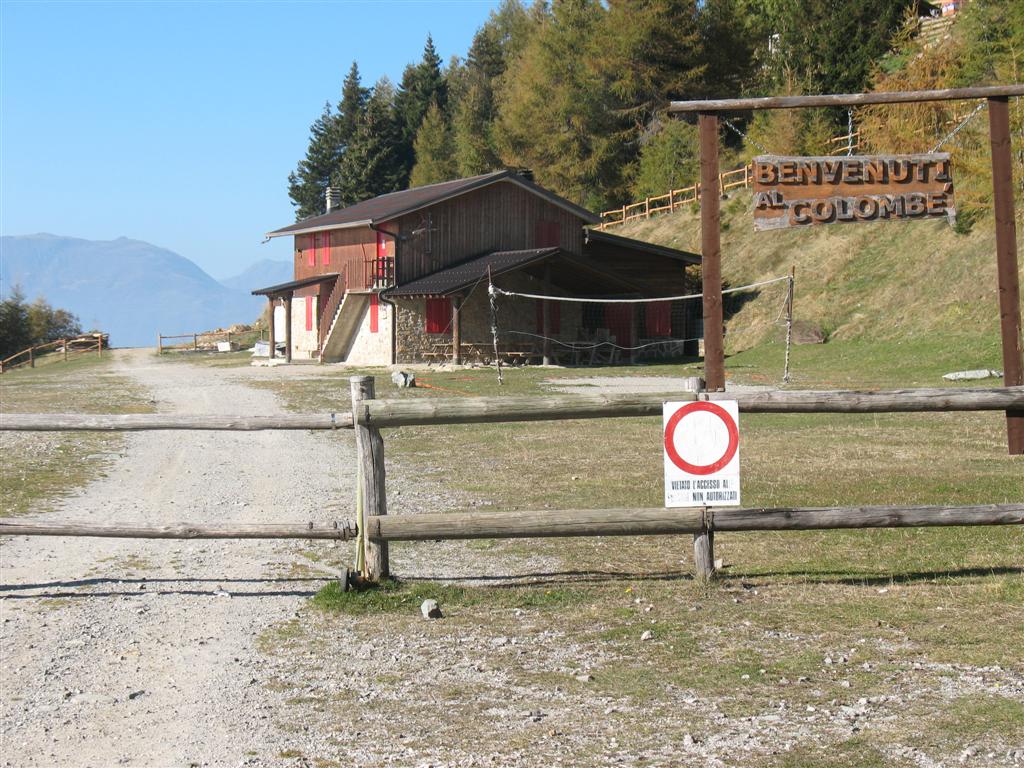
[663,401,739,476]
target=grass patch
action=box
[312,578,588,616]
[0,350,154,516]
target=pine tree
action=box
[287,102,340,220]
[410,102,458,186]
[0,287,32,359]
[336,61,369,152]
[394,35,450,183]
[338,78,405,201]
[494,0,627,210]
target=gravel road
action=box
[1,350,356,767]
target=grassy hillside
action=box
[617,193,1022,364]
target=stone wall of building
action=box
[393,271,584,364]
[344,297,392,366]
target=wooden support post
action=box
[63,339,68,362]
[29,347,34,368]
[350,376,388,580]
[284,296,293,364]
[452,294,463,366]
[157,334,162,355]
[684,375,715,580]
[542,265,552,366]
[699,111,725,391]
[988,96,1024,455]
[268,298,276,359]
[193,333,198,352]
[97,337,102,358]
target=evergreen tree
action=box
[494,0,627,209]
[336,61,369,152]
[287,102,340,220]
[602,0,705,127]
[410,102,458,187]
[632,119,700,198]
[394,35,450,182]
[0,287,32,359]
[337,78,405,201]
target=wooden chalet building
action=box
[254,170,700,366]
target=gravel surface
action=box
[1,350,356,766]
[544,376,771,395]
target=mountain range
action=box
[0,234,292,348]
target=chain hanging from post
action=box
[722,117,772,156]
[846,109,855,156]
[930,102,987,153]
[783,267,795,384]
[487,268,503,386]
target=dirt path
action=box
[0,350,356,767]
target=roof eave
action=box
[265,219,373,239]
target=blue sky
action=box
[1,0,501,278]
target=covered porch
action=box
[384,244,699,367]
[251,273,341,363]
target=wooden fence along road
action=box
[2,379,1023,584]
[0,335,105,374]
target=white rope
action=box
[502,330,705,353]
[491,274,792,304]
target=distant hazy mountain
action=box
[219,259,291,293]
[0,234,268,348]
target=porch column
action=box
[284,295,293,364]
[451,294,463,366]
[268,297,276,359]
[542,265,552,365]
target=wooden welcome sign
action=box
[752,154,956,230]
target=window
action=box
[320,232,331,266]
[535,300,561,334]
[369,294,379,334]
[425,297,451,334]
[645,301,672,337]
[304,296,314,332]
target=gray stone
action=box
[420,600,442,620]
[640,630,654,641]
[391,371,416,388]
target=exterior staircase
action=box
[320,291,371,363]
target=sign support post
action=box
[699,112,725,392]
[987,96,1024,455]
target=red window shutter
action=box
[606,304,633,347]
[376,231,387,258]
[425,297,451,334]
[321,232,331,266]
[645,301,671,337]
[535,300,561,334]
[306,235,315,267]
[305,296,313,331]
[369,294,379,333]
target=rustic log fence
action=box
[0,335,104,374]
[2,380,1022,584]
[157,329,263,355]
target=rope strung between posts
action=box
[501,329,707,353]
[487,270,503,385]
[722,117,772,156]
[930,102,987,153]
[491,274,792,304]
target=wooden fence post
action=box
[29,347,34,368]
[97,337,102,358]
[988,96,1024,455]
[193,334,198,352]
[683,376,716,580]
[350,376,389,580]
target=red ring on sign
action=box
[664,401,739,475]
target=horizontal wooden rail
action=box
[370,504,1023,540]
[669,85,1024,113]
[0,413,354,431]
[4,504,1018,543]
[3,388,1022,432]
[358,387,1024,427]
[0,519,358,540]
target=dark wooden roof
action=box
[267,171,601,238]
[385,248,560,297]
[251,272,339,297]
[584,229,701,265]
